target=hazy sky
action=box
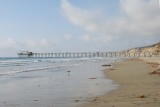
[0,0,160,57]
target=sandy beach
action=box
[82,58,160,107]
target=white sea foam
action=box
[0,58,81,76]
[0,57,115,76]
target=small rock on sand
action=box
[137,95,146,98]
[74,100,80,102]
[110,69,116,70]
[149,71,160,75]
[102,64,111,67]
[89,77,96,79]
[92,97,99,101]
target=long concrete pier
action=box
[17,51,159,58]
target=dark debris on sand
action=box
[102,64,111,67]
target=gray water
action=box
[0,57,118,107]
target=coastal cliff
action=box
[128,42,160,55]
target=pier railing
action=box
[17,51,160,58]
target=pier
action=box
[17,51,159,58]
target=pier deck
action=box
[17,51,159,58]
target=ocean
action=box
[0,57,118,107]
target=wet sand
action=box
[0,59,117,107]
[82,58,160,107]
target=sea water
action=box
[0,57,118,107]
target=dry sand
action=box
[82,58,160,107]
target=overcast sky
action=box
[0,0,160,57]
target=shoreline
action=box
[82,58,160,107]
[0,58,116,107]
